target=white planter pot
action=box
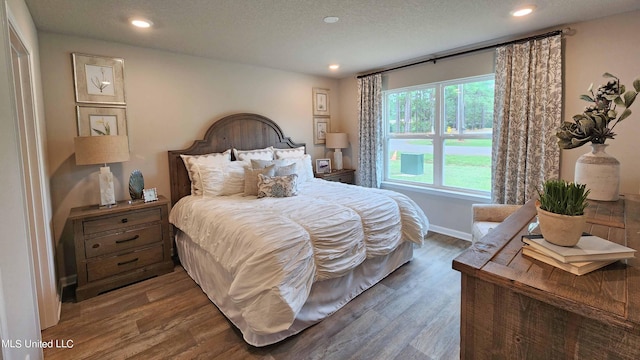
[536,206,586,247]
[574,144,620,201]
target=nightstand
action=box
[69,195,173,301]
[315,169,355,184]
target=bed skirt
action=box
[175,230,414,346]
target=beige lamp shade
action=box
[326,133,349,149]
[74,135,130,165]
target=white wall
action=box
[337,10,640,238]
[38,33,339,280]
[561,11,640,192]
[0,0,43,358]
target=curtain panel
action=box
[492,34,562,205]
[357,73,383,188]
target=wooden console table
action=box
[452,195,640,359]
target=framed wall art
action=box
[77,106,127,136]
[312,88,330,116]
[313,116,330,144]
[72,53,126,105]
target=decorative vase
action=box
[128,170,145,201]
[574,144,620,201]
[536,206,586,247]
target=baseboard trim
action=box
[429,225,472,242]
[59,274,77,288]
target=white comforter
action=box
[169,179,429,335]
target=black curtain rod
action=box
[356,29,564,79]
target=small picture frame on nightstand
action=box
[316,158,332,174]
[143,188,158,202]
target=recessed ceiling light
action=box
[323,16,339,24]
[131,18,153,28]
[511,6,536,17]
[329,64,340,70]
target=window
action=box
[384,74,494,195]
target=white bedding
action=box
[169,179,429,336]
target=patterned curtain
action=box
[358,73,383,188]
[492,34,562,204]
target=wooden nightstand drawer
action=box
[83,208,161,235]
[70,195,173,301]
[85,224,162,258]
[87,244,164,282]
[315,169,355,184]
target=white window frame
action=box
[383,74,494,198]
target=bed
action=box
[167,113,429,346]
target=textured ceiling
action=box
[24,0,640,78]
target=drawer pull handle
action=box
[92,244,100,249]
[121,218,128,223]
[116,235,140,244]
[117,258,139,266]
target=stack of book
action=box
[521,234,636,275]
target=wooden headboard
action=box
[168,113,305,206]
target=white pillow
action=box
[274,146,305,159]
[200,166,226,197]
[180,150,231,195]
[289,154,314,183]
[220,161,246,196]
[233,146,274,162]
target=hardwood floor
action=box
[42,232,470,360]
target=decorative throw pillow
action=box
[273,146,305,159]
[180,150,231,195]
[250,159,292,169]
[257,174,298,198]
[250,159,297,176]
[220,161,246,196]
[275,163,297,176]
[243,164,275,196]
[233,146,274,162]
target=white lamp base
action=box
[99,166,116,207]
[333,149,343,170]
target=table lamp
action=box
[74,135,130,208]
[326,133,349,171]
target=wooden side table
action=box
[69,195,173,301]
[315,169,355,184]
[452,195,640,359]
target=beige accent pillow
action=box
[275,163,297,176]
[250,159,291,169]
[243,164,275,196]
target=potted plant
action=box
[536,179,590,247]
[556,73,639,201]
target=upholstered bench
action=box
[471,204,522,243]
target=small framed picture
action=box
[313,117,330,144]
[77,106,127,136]
[72,53,126,105]
[316,158,332,174]
[143,188,158,202]
[312,88,330,116]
